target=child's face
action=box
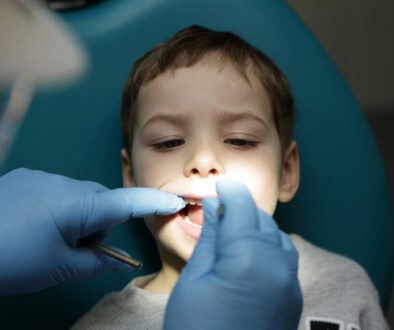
[122,59,299,263]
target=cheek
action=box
[132,148,183,187]
[144,216,170,238]
[225,158,281,215]
[251,183,279,215]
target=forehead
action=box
[135,60,273,124]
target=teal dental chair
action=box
[1,0,392,328]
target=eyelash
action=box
[152,139,185,151]
[224,138,258,149]
[152,138,258,151]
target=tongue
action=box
[188,205,204,226]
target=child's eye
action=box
[152,139,185,151]
[224,138,258,149]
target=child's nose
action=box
[184,147,224,178]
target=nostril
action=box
[190,168,219,175]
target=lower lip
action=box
[176,214,202,240]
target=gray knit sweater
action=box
[71,234,388,330]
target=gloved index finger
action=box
[82,187,185,236]
[215,178,259,241]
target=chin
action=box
[178,244,196,262]
[155,219,198,266]
[167,234,198,264]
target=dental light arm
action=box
[0,0,88,166]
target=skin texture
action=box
[122,57,300,293]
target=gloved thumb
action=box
[181,197,220,280]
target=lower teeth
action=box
[183,215,201,228]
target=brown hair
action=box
[121,25,294,154]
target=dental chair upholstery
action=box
[1,0,392,328]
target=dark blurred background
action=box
[286,0,394,326]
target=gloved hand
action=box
[165,178,302,330]
[0,168,184,295]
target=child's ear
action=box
[278,141,300,203]
[121,149,135,188]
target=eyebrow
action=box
[141,113,189,131]
[215,110,268,129]
[141,110,267,131]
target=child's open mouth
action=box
[177,198,204,239]
[180,198,204,227]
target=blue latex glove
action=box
[165,178,302,330]
[0,168,184,295]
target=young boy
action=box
[72,25,387,329]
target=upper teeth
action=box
[183,198,202,206]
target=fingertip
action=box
[213,180,260,243]
[215,178,254,212]
[202,196,220,207]
[202,197,221,224]
[154,192,185,215]
[215,177,256,220]
[215,177,249,196]
[88,188,186,235]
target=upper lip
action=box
[178,193,218,200]
[179,194,218,207]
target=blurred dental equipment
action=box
[0,0,142,269]
[0,0,87,165]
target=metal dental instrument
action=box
[80,197,221,269]
[79,237,143,269]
